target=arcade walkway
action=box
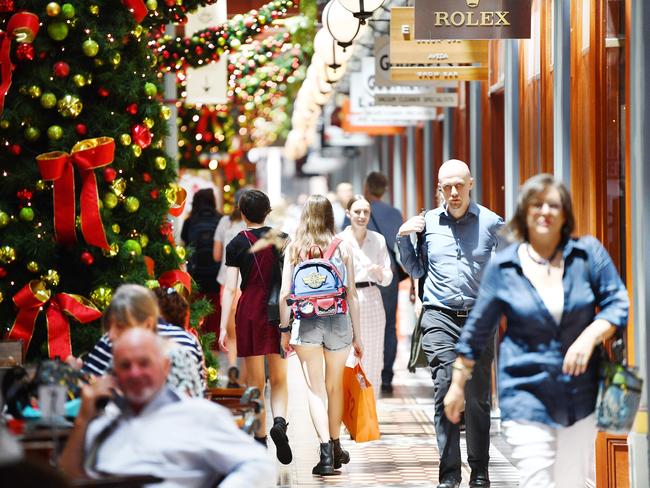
[272,334,520,487]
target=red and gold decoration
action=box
[8,280,102,359]
[0,11,40,114]
[36,137,115,250]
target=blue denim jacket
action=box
[456,236,629,427]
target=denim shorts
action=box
[290,314,352,351]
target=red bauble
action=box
[142,172,152,183]
[80,251,94,266]
[15,43,35,62]
[150,188,159,199]
[98,87,110,98]
[0,0,15,13]
[165,0,174,5]
[103,167,117,183]
[126,103,138,115]
[9,144,21,156]
[0,267,6,279]
[159,221,172,236]
[17,189,32,201]
[75,123,87,136]
[53,61,70,78]
[131,124,152,148]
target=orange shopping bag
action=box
[342,362,380,443]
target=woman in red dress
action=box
[218,189,292,465]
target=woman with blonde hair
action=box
[279,194,363,476]
[338,195,392,397]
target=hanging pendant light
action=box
[337,0,385,24]
[313,28,353,70]
[323,0,362,50]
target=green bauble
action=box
[103,192,118,209]
[19,207,35,222]
[230,38,241,49]
[24,126,40,141]
[122,239,142,256]
[47,125,63,140]
[124,196,140,213]
[0,211,9,228]
[143,82,158,97]
[40,92,57,109]
[61,3,75,18]
[47,22,69,41]
[146,0,157,9]
[82,39,99,57]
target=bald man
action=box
[60,328,275,488]
[396,160,504,488]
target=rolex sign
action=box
[414,0,532,40]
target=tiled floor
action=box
[270,340,520,487]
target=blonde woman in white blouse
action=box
[338,195,393,396]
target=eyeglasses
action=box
[530,201,562,213]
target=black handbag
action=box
[595,337,643,434]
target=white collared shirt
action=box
[338,227,393,286]
[85,388,276,488]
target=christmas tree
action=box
[0,0,215,361]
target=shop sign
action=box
[391,65,488,82]
[374,36,458,88]
[414,0,532,40]
[375,92,458,107]
[390,8,488,65]
[184,0,227,105]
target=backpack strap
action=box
[242,230,258,244]
[323,238,342,260]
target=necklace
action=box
[526,244,559,275]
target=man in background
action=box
[332,182,354,232]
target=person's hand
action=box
[218,329,229,353]
[352,337,364,359]
[443,382,465,424]
[65,355,83,370]
[280,331,293,354]
[78,375,118,422]
[367,264,384,282]
[398,215,425,236]
[563,329,598,376]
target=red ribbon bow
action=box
[196,106,218,143]
[122,0,148,23]
[37,137,115,250]
[8,281,102,359]
[0,11,39,114]
[158,270,192,298]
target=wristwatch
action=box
[279,325,292,333]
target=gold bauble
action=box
[119,133,132,146]
[72,74,87,87]
[133,25,143,38]
[88,4,99,15]
[93,58,104,67]
[28,85,42,98]
[111,177,126,197]
[26,261,39,273]
[35,180,46,191]
[175,245,186,260]
[0,291,3,304]
[0,120,9,129]
[207,366,218,383]
[57,94,83,118]
[111,223,121,234]
[103,192,118,209]
[139,234,149,248]
[45,2,61,16]
[0,245,16,264]
[144,279,159,289]
[163,244,172,255]
[110,52,121,67]
[154,156,167,170]
[42,269,60,287]
[164,186,177,206]
[143,117,154,129]
[90,286,113,310]
[102,242,119,257]
[131,144,142,157]
[160,106,171,120]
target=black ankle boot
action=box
[312,441,335,475]
[270,416,292,465]
[331,438,350,469]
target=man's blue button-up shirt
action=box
[396,202,505,310]
[456,236,629,427]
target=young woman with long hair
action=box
[338,195,392,397]
[279,194,363,476]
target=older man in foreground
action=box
[60,328,275,488]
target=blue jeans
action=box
[379,271,399,386]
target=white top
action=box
[338,227,393,286]
[85,388,276,488]
[214,217,246,285]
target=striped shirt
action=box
[82,320,206,391]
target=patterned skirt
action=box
[357,285,386,398]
